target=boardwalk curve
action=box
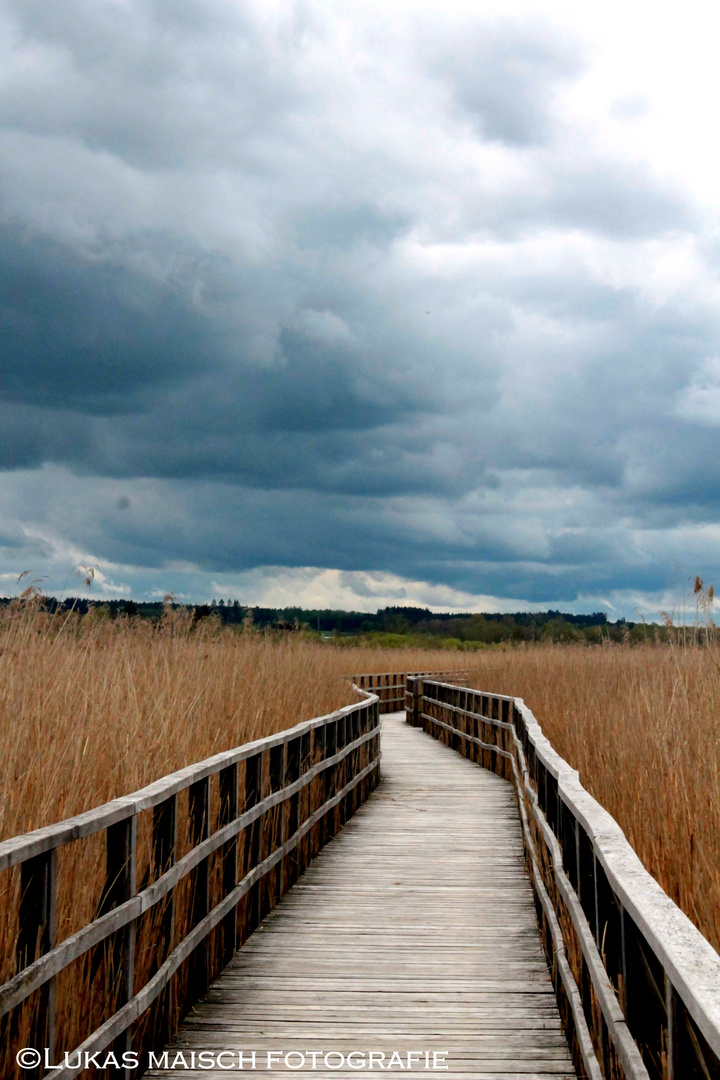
[149,712,575,1079]
[4,671,719,1077]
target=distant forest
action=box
[0,596,668,644]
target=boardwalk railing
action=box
[353,669,467,714]
[407,677,720,1080]
[0,689,380,1078]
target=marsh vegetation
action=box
[0,599,718,1069]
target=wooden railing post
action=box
[324,720,338,840]
[310,728,324,858]
[100,816,137,1077]
[269,745,285,906]
[406,676,423,727]
[188,777,210,993]
[243,753,262,939]
[219,764,238,962]
[152,793,177,1047]
[299,732,312,874]
[337,715,348,827]
[153,797,177,878]
[17,850,57,1076]
[284,737,301,889]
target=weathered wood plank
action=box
[148,713,575,1079]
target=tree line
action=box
[0,597,668,644]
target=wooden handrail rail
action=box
[0,697,377,871]
[411,676,720,1080]
[1,686,381,1077]
[353,670,468,714]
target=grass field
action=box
[0,603,718,1065]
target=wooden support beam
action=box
[17,849,57,1077]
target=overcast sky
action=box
[2,0,720,616]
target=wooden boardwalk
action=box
[149,712,575,1079]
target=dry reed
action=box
[463,644,720,956]
[0,604,464,840]
[1,603,718,1064]
[0,603,464,1023]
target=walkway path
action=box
[149,712,575,1078]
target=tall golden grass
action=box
[0,602,468,1067]
[463,645,720,956]
[1,601,718,1066]
[0,603,465,840]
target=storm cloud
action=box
[2,0,720,616]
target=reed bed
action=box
[0,605,462,1067]
[463,645,720,956]
[0,604,463,840]
[1,603,718,1065]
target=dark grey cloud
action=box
[0,227,216,412]
[0,0,718,613]
[2,464,689,607]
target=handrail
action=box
[408,677,720,1080]
[1,686,381,1078]
[0,701,375,871]
[353,669,468,714]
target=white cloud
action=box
[675,358,720,426]
[289,308,357,346]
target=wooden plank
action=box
[185,1075,573,1079]
[27,756,383,1080]
[175,1073,573,1079]
[148,714,575,1079]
